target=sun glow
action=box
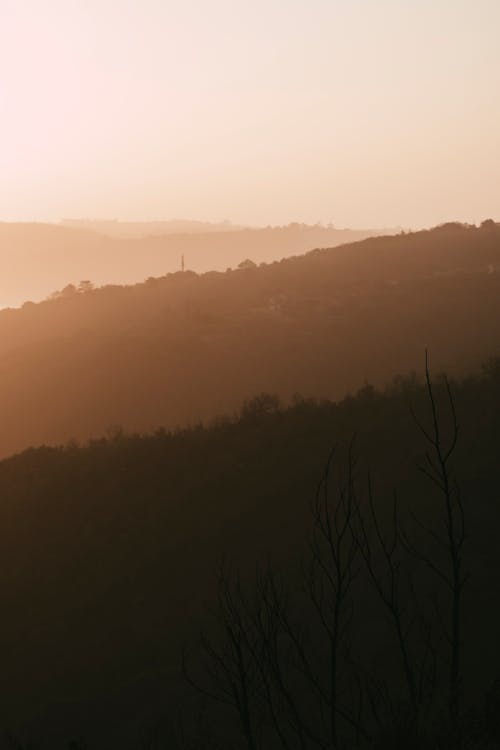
[0,0,499,227]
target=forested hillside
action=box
[0,222,379,308]
[0,359,499,747]
[0,221,498,458]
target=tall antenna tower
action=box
[181,254,185,273]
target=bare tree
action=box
[404,352,466,731]
[354,478,437,737]
[183,356,469,747]
[306,443,360,749]
[182,564,261,750]
[184,446,364,750]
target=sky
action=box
[0,0,499,228]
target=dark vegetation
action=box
[0,355,499,747]
[0,221,498,458]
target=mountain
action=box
[0,221,498,459]
[0,222,383,308]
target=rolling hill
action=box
[0,222,381,308]
[0,221,498,458]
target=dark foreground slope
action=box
[0,361,499,746]
[0,221,498,458]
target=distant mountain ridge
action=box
[0,222,385,308]
[60,218,246,237]
[0,221,498,458]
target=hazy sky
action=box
[1,0,499,228]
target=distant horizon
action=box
[5,216,395,230]
[1,215,499,233]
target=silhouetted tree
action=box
[184,359,476,748]
[403,354,465,733]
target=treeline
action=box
[0,357,499,746]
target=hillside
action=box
[0,222,498,458]
[0,222,380,308]
[0,363,499,746]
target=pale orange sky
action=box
[1,0,499,228]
